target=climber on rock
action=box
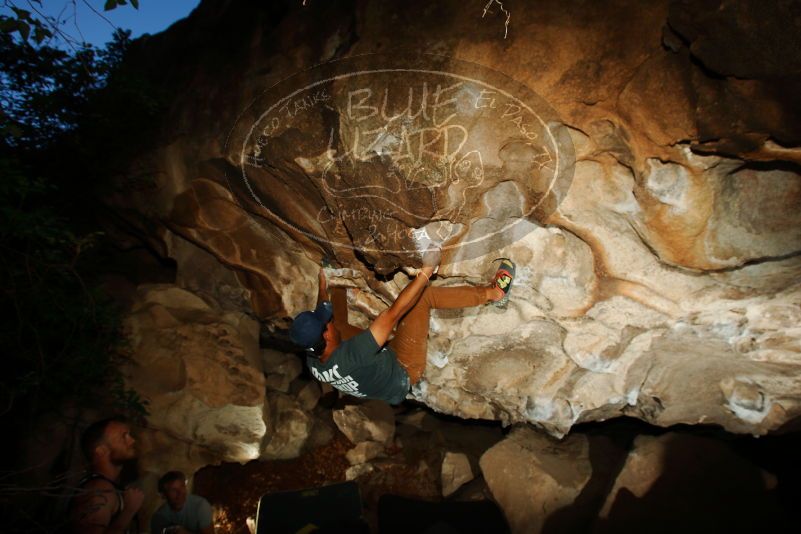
[290,251,516,404]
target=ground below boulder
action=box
[194,403,799,533]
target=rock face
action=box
[480,427,784,533]
[598,433,778,523]
[108,0,801,437]
[595,432,784,533]
[345,441,386,466]
[123,284,267,520]
[479,427,592,533]
[124,285,267,462]
[441,451,474,497]
[261,391,313,459]
[332,400,396,445]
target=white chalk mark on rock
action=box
[482,0,511,39]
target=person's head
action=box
[289,301,335,358]
[81,416,137,465]
[158,471,188,511]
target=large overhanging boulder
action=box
[106,0,801,437]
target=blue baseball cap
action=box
[289,301,333,349]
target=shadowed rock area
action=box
[111,0,801,438]
[85,0,801,530]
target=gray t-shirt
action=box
[307,329,410,404]
[150,494,212,534]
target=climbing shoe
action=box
[491,257,515,308]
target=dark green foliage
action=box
[0,0,137,46]
[0,4,53,45]
[0,156,147,421]
[0,24,158,423]
[1,33,102,147]
[0,6,161,531]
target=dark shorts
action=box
[389,366,411,404]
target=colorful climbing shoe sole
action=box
[492,257,515,308]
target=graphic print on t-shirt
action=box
[309,364,366,397]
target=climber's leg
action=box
[389,286,487,384]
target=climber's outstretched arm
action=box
[369,248,439,346]
[316,267,329,307]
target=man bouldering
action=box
[290,252,515,404]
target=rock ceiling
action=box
[112,0,801,451]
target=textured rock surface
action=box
[479,427,592,534]
[596,433,784,532]
[261,391,313,459]
[598,433,775,519]
[123,284,267,521]
[107,0,801,437]
[480,426,784,533]
[345,463,375,481]
[261,349,303,393]
[345,441,385,466]
[441,451,474,497]
[332,400,396,445]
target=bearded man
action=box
[71,416,144,533]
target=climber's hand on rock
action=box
[422,247,441,270]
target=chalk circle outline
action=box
[229,51,575,261]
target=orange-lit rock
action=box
[108,0,801,441]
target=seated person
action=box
[150,471,214,534]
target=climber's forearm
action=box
[316,268,329,306]
[386,266,434,322]
[369,270,430,346]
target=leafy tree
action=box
[0,0,138,47]
[0,3,167,528]
[0,6,155,428]
[0,2,176,530]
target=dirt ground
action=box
[193,408,480,533]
